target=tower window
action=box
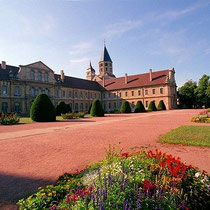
[152,89,155,94]
[125,92,128,97]
[145,89,148,95]
[138,90,141,96]
[105,67,107,72]
[132,91,134,96]
[160,88,163,94]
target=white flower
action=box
[195,172,200,178]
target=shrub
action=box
[30,94,56,122]
[66,104,72,113]
[148,101,157,111]
[109,109,120,114]
[134,101,146,113]
[157,100,166,110]
[61,113,74,119]
[0,113,20,125]
[88,103,92,114]
[120,101,131,113]
[56,102,69,116]
[90,100,104,117]
[75,112,86,118]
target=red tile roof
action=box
[98,70,170,91]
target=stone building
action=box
[0,45,177,115]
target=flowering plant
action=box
[0,113,20,125]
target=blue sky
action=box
[0,0,210,87]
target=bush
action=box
[75,112,86,118]
[157,100,166,110]
[148,101,157,111]
[109,109,120,114]
[120,101,131,113]
[0,113,20,125]
[61,113,74,119]
[90,100,104,117]
[88,103,92,114]
[66,104,72,113]
[191,111,210,123]
[30,94,56,122]
[134,101,146,113]
[56,102,69,116]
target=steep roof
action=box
[0,64,19,80]
[54,74,105,91]
[98,70,170,91]
[100,46,112,62]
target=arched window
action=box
[38,72,42,81]
[45,88,49,95]
[30,70,35,80]
[38,87,42,94]
[44,73,49,82]
[85,103,88,111]
[14,102,21,113]
[2,102,8,113]
[31,87,35,97]
[80,103,83,111]
[75,103,78,112]
[15,86,20,96]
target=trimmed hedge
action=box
[90,100,104,117]
[158,100,166,110]
[134,101,146,113]
[120,101,131,113]
[30,94,56,122]
[148,101,157,111]
[56,102,69,116]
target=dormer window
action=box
[30,70,35,80]
[44,73,49,82]
[38,72,42,81]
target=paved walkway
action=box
[0,109,209,209]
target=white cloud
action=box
[70,57,90,63]
[69,41,94,55]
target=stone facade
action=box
[0,46,177,115]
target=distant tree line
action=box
[178,74,210,108]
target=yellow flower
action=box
[53,191,56,194]
[66,185,70,188]
[40,189,44,192]
[41,193,46,198]
[48,193,52,196]
[38,187,42,190]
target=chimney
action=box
[1,61,6,69]
[125,73,128,84]
[149,69,152,81]
[102,76,105,87]
[168,67,174,81]
[60,70,65,82]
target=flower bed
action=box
[0,113,20,125]
[61,112,86,119]
[191,110,210,123]
[18,149,210,209]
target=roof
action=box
[98,70,170,91]
[54,74,105,91]
[100,46,112,62]
[0,64,19,80]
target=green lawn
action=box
[19,116,64,124]
[159,125,210,147]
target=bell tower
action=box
[86,61,96,81]
[98,44,115,78]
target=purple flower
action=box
[99,201,104,210]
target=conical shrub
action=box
[56,102,69,116]
[30,93,56,122]
[120,101,131,113]
[148,101,157,111]
[90,100,104,117]
[157,100,166,110]
[134,101,146,113]
[88,103,92,114]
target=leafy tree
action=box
[30,93,56,122]
[134,101,146,113]
[120,101,131,113]
[178,80,197,108]
[195,75,210,108]
[157,100,166,110]
[90,100,104,117]
[148,101,157,111]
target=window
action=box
[38,72,42,81]
[132,102,135,108]
[2,102,8,113]
[109,103,111,110]
[14,102,21,113]
[114,102,117,109]
[31,87,35,97]
[45,88,49,95]
[62,90,65,98]
[145,89,148,95]
[152,89,156,94]
[2,85,7,96]
[125,92,128,97]
[75,103,78,112]
[44,73,48,82]
[138,90,141,96]
[38,87,42,94]
[119,102,122,108]
[81,92,83,99]
[103,93,105,99]
[119,92,122,97]
[85,103,88,111]
[30,70,35,80]
[69,91,71,98]
[75,92,78,98]
[132,91,134,96]
[146,101,148,108]
[55,90,59,98]
[105,63,108,66]
[15,86,20,96]
[86,92,88,98]
[160,88,163,94]
[80,103,83,111]
[108,92,111,99]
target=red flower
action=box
[120,152,129,158]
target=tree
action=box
[56,102,69,116]
[148,101,157,111]
[30,93,56,122]
[66,104,72,113]
[157,100,166,110]
[90,100,104,117]
[88,103,92,114]
[195,75,210,108]
[134,101,146,113]
[178,80,197,108]
[120,101,131,113]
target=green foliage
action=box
[56,102,69,116]
[61,112,86,119]
[0,113,20,125]
[157,100,166,110]
[66,104,72,113]
[88,103,92,114]
[30,94,56,122]
[75,112,86,118]
[120,101,131,113]
[134,101,146,113]
[90,99,104,117]
[148,101,157,111]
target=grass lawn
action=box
[159,125,210,147]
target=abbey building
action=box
[0,45,177,115]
